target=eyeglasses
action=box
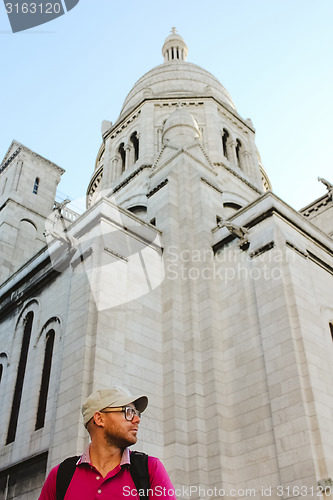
[101,406,141,421]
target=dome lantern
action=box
[162,28,188,63]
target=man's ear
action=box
[93,412,105,428]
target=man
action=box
[39,387,177,499]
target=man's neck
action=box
[89,442,124,477]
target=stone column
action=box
[111,156,119,183]
[228,139,238,166]
[241,150,251,175]
[101,136,113,189]
[157,128,162,152]
[125,144,131,170]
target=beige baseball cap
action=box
[82,388,148,427]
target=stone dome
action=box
[162,104,201,147]
[120,32,236,117]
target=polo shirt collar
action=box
[78,446,131,467]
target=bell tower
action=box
[0,140,64,282]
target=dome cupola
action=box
[162,27,188,62]
[162,103,201,147]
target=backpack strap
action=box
[130,451,150,500]
[56,456,80,500]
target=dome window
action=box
[235,139,242,169]
[222,129,229,159]
[118,143,126,173]
[130,132,139,163]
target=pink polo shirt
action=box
[38,447,177,500]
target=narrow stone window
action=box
[6,312,34,444]
[130,132,139,163]
[222,129,229,159]
[35,330,55,430]
[118,143,126,173]
[0,353,7,387]
[330,322,333,341]
[216,215,222,225]
[33,177,39,195]
[150,218,156,226]
[235,139,242,169]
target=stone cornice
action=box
[0,140,65,175]
[212,192,333,257]
[147,179,169,198]
[200,177,223,195]
[102,109,142,142]
[110,95,254,139]
[214,162,262,194]
[110,164,152,195]
[300,193,332,217]
[0,146,21,175]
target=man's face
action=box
[102,403,141,449]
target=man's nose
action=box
[132,414,141,423]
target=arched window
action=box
[35,330,55,430]
[6,312,34,444]
[128,205,147,219]
[130,132,139,163]
[222,129,229,159]
[223,202,242,211]
[329,322,333,341]
[235,140,242,169]
[118,143,126,173]
[33,177,39,195]
[0,353,7,386]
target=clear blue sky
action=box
[1,0,332,210]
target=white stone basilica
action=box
[0,31,333,499]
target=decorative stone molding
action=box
[3,141,64,174]
[154,101,204,109]
[147,179,169,198]
[250,241,275,259]
[200,177,223,194]
[110,165,152,195]
[285,241,308,258]
[150,147,216,178]
[214,162,262,194]
[300,194,332,217]
[103,247,128,262]
[0,147,21,174]
[105,110,141,141]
